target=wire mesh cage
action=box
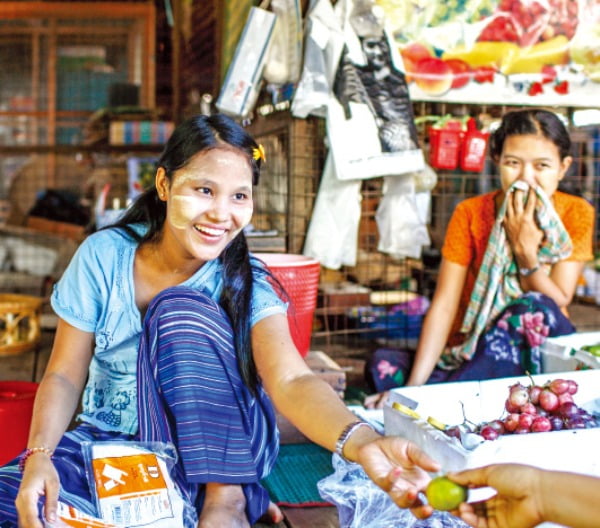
[247,105,600,360]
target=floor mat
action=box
[261,442,334,507]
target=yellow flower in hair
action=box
[252,144,266,163]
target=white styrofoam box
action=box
[384,369,600,477]
[542,331,600,371]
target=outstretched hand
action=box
[356,435,441,519]
[448,464,544,528]
[363,391,390,409]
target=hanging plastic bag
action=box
[375,174,431,260]
[303,153,362,269]
[263,0,303,84]
[292,0,345,118]
[216,7,277,117]
[317,455,470,528]
[326,0,424,180]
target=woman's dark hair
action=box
[489,109,572,161]
[109,114,264,392]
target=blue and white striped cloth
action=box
[0,286,280,527]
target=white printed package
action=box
[44,502,118,528]
[83,441,196,528]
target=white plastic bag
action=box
[263,0,303,84]
[303,153,362,269]
[291,0,345,118]
[326,0,424,180]
[375,174,431,259]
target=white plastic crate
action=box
[541,331,600,372]
[384,370,600,477]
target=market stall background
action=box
[0,0,598,362]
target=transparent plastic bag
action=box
[263,0,303,84]
[317,455,469,528]
[291,0,345,118]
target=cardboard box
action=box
[26,216,85,241]
[319,282,372,310]
[384,370,600,477]
[541,331,600,372]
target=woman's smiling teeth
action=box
[195,225,226,237]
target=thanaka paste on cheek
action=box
[169,195,201,229]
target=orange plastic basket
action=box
[255,253,321,357]
[0,294,44,356]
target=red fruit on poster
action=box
[544,0,579,41]
[400,42,433,78]
[444,59,472,89]
[554,80,569,94]
[541,65,557,84]
[413,57,454,95]
[478,14,520,43]
[473,66,495,83]
[528,82,544,96]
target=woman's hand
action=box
[15,453,60,528]
[504,187,543,265]
[363,391,390,409]
[356,435,441,519]
[448,464,544,528]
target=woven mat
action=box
[261,443,334,507]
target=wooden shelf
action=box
[0,144,164,155]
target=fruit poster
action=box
[377,0,600,106]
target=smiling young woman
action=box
[366,109,595,409]
[0,114,444,528]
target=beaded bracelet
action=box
[335,421,374,462]
[19,446,54,472]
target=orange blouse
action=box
[441,190,595,346]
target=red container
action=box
[428,127,463,170]
[254,253,321,357]
[0,381,38,465]
[460,119,490,172]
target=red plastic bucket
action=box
[0,381,39,465]
[255,253,321,357]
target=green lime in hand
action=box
[426,475,468,511]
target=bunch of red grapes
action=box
[477,377,598,440]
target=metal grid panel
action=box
[247,106,600,356]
